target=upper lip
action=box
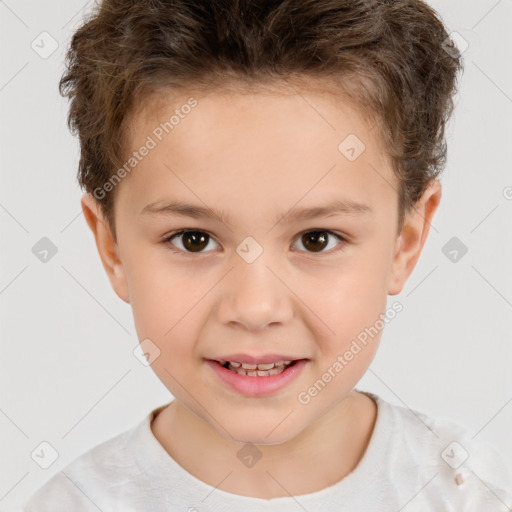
[210,353,306,364]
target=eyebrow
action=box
[140,198,373,226]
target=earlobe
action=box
[388,180,442,295]
[81,193,130,303]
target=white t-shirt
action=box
[23,390,512,511]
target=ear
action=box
[388,180,442,295]
[81,193,130,303]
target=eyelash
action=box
[161,229,348,256]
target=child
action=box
[24,0,512,510]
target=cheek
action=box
[306,255,391,336]
[124,253,201,343]
[124,228,394,354]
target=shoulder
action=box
[368,391,512,510]
[22,413,150,512]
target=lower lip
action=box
[206,359,308,397]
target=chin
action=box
[221,420,302,447]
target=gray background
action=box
[1,0,511,509]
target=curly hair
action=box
[59,0,463,239]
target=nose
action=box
[216,254,294,331]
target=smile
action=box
[206,359,308,397]
[218,360,295,376]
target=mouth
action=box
[216,359,299,377]
[206,357,309,397]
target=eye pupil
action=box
[183,231,209,252]
[302,231,328,252]
[169,230,341,255]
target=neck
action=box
[151,390,377,499]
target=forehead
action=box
[118,82,397,222]
[126,77,386,161]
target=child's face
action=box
[83,82,439,444]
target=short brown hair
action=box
[59,0,463,239]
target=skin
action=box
[81,80,441,499]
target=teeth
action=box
[255,362,275,370]
[235,366,287,377]
[222,359,296,377]
[222,360,293,370]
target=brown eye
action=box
[293,230,345,254]
[167,230,219,253]
[302,231,328,252]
